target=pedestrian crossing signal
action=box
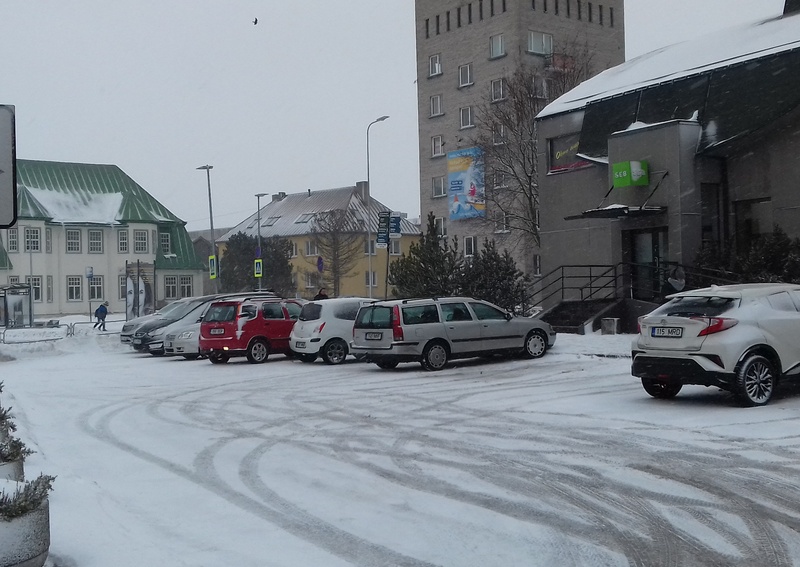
[254,259,263,278]
[209,255,217,279]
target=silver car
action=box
[351,297,556,371]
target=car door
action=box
[260,301,295,351]
[439,301,482,355]
[760,291,800,375]
[469,301,519,351]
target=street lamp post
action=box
[255,192,268,291]
[366,115,389,299]
[196,165,218,294]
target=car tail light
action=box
[392,305,404,341]
[637,316,644,334]
[693,317,738,336]
[315,322,326,334]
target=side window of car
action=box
[767,291,798,312]
[442,302,472,321]
[240,305,257,319]
[402,304,440,325]
[470,302,505,320]
[262,303,284,319]
[284,301,302,320]
[334,302,361,320]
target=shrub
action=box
[0,474,55,521]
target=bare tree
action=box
[309,209,365,296]
[472,39,594,247]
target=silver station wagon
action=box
[351,297,556,371]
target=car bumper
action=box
[350,341,423,363]
[290,337,322,354]
[631,351,734,388]
[165,339,198,356]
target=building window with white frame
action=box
[490,33,505,58]
[45,228,52,253]
[8,276,19,284]
[533,253,542,276]
[304,240,318,257]
[434,217,447,238]
[430,94,443,117]
[528,30,554,55]
[46,275,53,302]
[364,271,377,288]
[494,211,510,232]
[464,236,477,257]
[458,63,473,87]
[88,229,103,253]
[180,275,193,298]
[305,272,316,289]
[134,230,148,253]
[460,106,474,129]
[534,207,540,230]
[431,135,445,157]
[491,78,506,102]
[493,124,507,145]
[67,276,82,301]
[7,228,17,252]
[25,276,42,302]
[66,229,81,253]
[118,275,127,300]
[494,171,508,188]
[165,275,178,299]
[364,238,376,255]
[390,240,401,255]
[89,276,103,301]
[432,175,446,198]
[290,241,298,258]
[24,227,41,253]
[117,229,129,253]
[160,232,171,254]
[429,53,442,77]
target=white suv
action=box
[351,297,556,371]
[290,297,373,364]
[632,283,800,406]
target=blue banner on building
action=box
[447,147,485,220]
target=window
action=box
[533,75,550,99]
[434,217,447,238]
[8,276,19,284]
[442,302,472,322]
[493,124,507,145]
[119,275,127,300]
[460,106,474,129]
[24,227,41,253]
[528,30,553,55]
[609,6,614,26]
[364,271,377,288]
[464,236,477,257]
[89,276,103,301]
[432,175,446,198]
[390,240,401,255]
[118,229,129,253]
[494,171,508,188]
[263,216,280,227]
[599,4,603,24]
[458,63,473,87]
[7,228,17,252]
[134,230,148,253]
[45,228,52,253]
[533,254,542,276]
[364,239,376,255]
[165,275,178,300]
[429,54,442,77]
[489,34,505,58]
[151,230,157,254]
[180,276,193,298]
[290,242,298,258]
[494,211,510,232]
[431,135,445,157]
[88,229,103,253]
[588,2,593,21]
[305,273,316,289]
[160,232,171,254]
[67,276,82,301]
[295,213,315,224]
[25,276,42,302]
[66,229,81,253]
[430,94,443,117]
[46,275,53,302]
[304,240,318,257]
[262,303,284,319]
[491,78,506,101]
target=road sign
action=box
[376,211,390,248]
[389,213,402,239]
[254,259,263,278]
[317,256,324,273]
[209,255,218,279]
[0,105,17,228]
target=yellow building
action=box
[218,183,419,300]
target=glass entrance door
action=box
[630,229,668,301]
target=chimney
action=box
[786,0,800,14]
[356,180,369,204]
[271,192,286,203]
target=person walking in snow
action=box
[94,301,109,331]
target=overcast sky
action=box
[0,0,787,232]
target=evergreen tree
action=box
[460,239,529,312]
[220,232,294,296]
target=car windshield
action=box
[355,305,392,329]
[650,296,738,317]
[299,303,322,321]
[203,304,237,322]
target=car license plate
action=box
[133,339,141,345]
[366,332,382,340]
[652,327,682,338]
[295,341,306,348]
[210,328,224,335]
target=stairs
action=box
[539,298,659,335]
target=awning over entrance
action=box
[565,204,665,221]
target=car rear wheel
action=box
[297,353,317,363]
[641,378,682,399]
[209,353,229,364]
[421,341,448,371]
[523,330,548,359]
[735,354,775,407]
[247,339,270,364]
[322,339,348,365]
[375,359,399,369]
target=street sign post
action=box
[209,255,218,280]
[0,105,17,228]
[389,213,402,239]
[376,211,390,249]
[254,259,263,278]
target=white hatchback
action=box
[632,283,800,406]
[290,297,373,364]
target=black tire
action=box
[246,339,270,364]
[735,354,776,407]
[209,353,229,364]
[641,378,682,399]
[322,339,348,365]
[421,341,449,371]
[523,330,548,359]
[182,354,200,361]
[375,359,399,369]
[296,353,317,363]
[353,354,367,362]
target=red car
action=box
[199,297,304,364]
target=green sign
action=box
[612,160,649,187]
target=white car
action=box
[632,283,800,407]
[163,321,203,359]
[290,297,373,364]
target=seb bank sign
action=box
[0,105,16,228]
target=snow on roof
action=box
[28,186,123,224]
[539,13,800,119]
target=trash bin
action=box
[601,317,620,335]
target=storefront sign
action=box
[612,161,649,187]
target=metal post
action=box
[197,165,218,293]
[366,115,389,299]
[255,192,268,292]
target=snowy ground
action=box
[1,316,800,567]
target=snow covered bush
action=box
[0,474,54,521]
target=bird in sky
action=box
[253,17,258,25]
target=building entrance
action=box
[628,228,668,301]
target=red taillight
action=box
[637,316,643,334]
[392,305,404,341]
[693,317,738,336]
[315,322,326,334]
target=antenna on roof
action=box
[308,188,311,196]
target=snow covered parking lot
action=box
[2,325,800,567]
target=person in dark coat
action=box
[94,301,109,331]
[313,288,329,300]
[660,267,686,301]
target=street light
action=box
[255,192,268,291]
[366,115,389,298]
[196,165,218,294]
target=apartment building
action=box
[415,0,625,276]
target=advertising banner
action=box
[447,147,485,220]
[612,160,649,187]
